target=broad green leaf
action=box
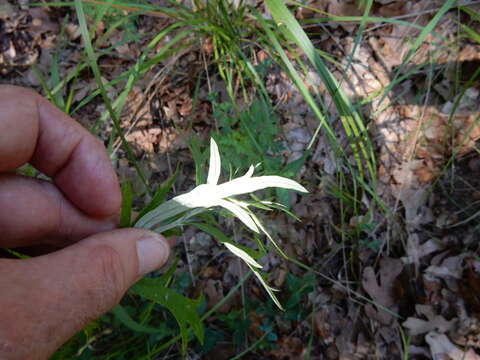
[130,278,204,355]
[281,151,308,177]
[112,304,170,335]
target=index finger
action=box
[0,85,121,217]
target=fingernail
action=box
[136,233,170,276]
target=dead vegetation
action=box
[2,0,480,358]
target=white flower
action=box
[136,138,307,232]
[135,138,307,309]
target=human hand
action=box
[0,86,170,360]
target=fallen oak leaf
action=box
[362,257,403,324]
[403,304,457,336]
[426,332,480,360]
[362,257,404,308]
[426,255,465,280]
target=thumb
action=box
[0,228,170,360]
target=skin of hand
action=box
[0,85,171,360]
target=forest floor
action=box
[2,0,480,359]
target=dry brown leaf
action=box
[0,0,14,19]
[426,255,464,280]
[28,8,58,38]
[426,332,480,360]
[404,235,445,266]
[267,335,305,360]
[403,304,457,336]
[204,279,231,313]
[315,308,334,344]
[362,257,403,324]
[327,0,363,32]
[363,257,403,308]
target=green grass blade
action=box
[74,0,149,189]
[120,181,133,227]
[265,0,376,181]
[461,23,480,43]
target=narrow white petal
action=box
[242,165,255,179]
[215,175,308,198]
[248,264,283,310]
[250,212,288,258]
[152,208,205,233]
[224,242,262,269]
[174,184,220,208]
[217,199,259,233]
[135,199,191,228]
[135,184,219,229]
[207,138,221,185]
[227,197,250,209]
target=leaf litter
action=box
[3,0,480,358]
